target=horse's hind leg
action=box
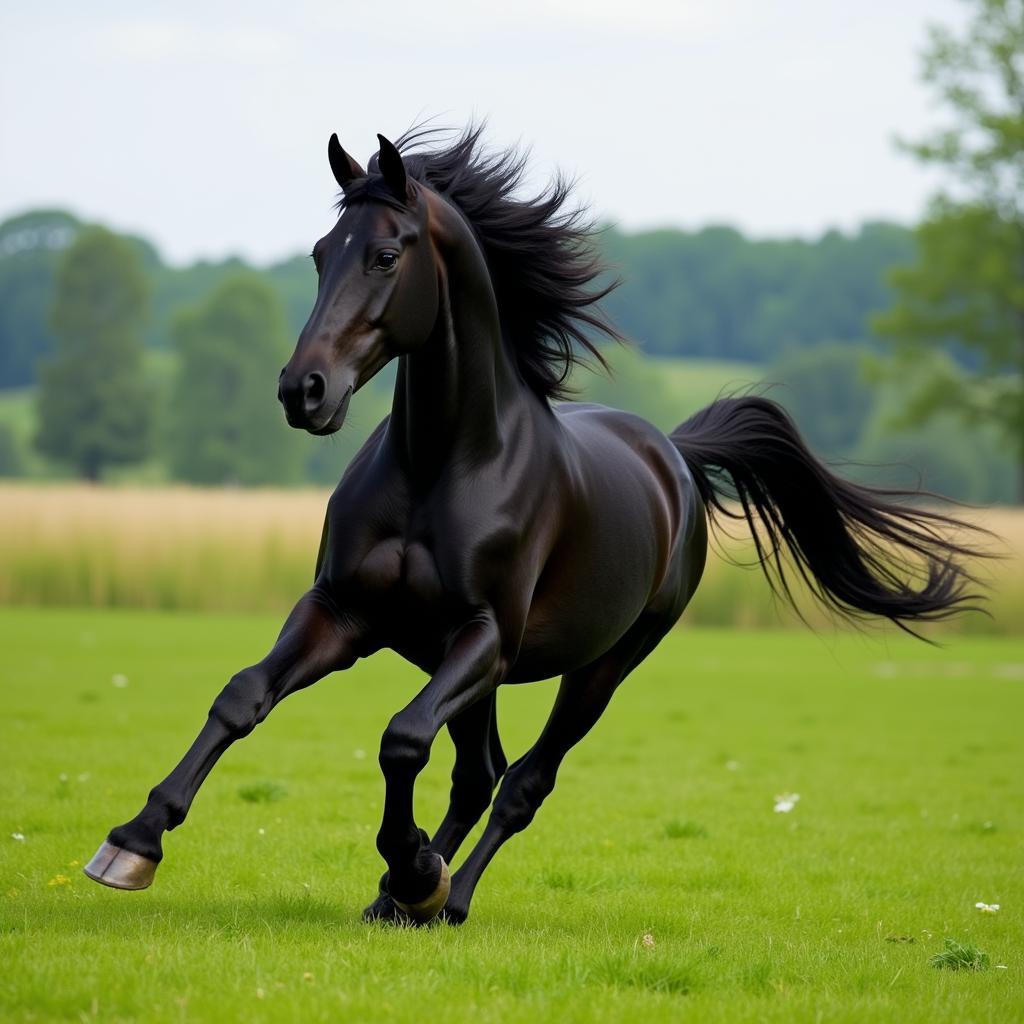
[362,692,506,922]
[441,613,673,925]
[84,592,358,891]
[434,693,507,860]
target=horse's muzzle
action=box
[279,368,352,435]
[309,385,353,436]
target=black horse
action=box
[85,126,980,924]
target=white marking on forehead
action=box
[343,233,353,250]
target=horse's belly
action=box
[508,550,661,683]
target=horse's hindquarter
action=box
[511,404,706,682]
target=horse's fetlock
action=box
[375,823,423,863]
[147,785,186,827]
[108,821,164,863]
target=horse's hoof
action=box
[83,840,158,891]
[362,892,411,925]
[440,903,468,926]
[391,856,450,924]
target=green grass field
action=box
[2,608,1021,1022]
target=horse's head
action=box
[279,134,440,434]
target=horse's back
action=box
[560,401,705,562]
[556,402,702,535]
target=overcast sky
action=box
[0,0,965,265]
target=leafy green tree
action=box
[168,274,302,485]
[0,422,26,477]
[854,408,1018,504]
[874,0,1024,500]
[573,345,682,431]
[602,222,913,362]
[0,210,81,388]
[34,227,153,480]
[770,343,875,457]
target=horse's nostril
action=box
[303,371,327,413]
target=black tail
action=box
[670,395,988,634]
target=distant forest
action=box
[1,207,1016,503]
[0,209,912,390]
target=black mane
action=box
[341,124,621,401]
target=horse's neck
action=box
[390,243,524,482]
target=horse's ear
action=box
[376,134,409,201]
[328,133,365,190]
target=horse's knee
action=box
[210,667,271,737]
[490,762,554,835]
[379,710,432,777]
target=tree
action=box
[600,222,913,362]
[168,274,303,486]
[34,227,153,480]
[770,343,875,457]
[873,0,1024,500]
[0,422,26,477]
[572,345,682,431]
[0,210,81,389]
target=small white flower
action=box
[112,673,129,688]
[725,760,740,771]
[11,833,25,842]
[257,828,266,836]
[353,749,366,760]
[774,793,800,813]
[975,902,1000,913]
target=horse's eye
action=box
[374,251,398,271]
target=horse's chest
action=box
[354,536,444,607]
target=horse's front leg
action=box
[362,692,506,923]
[375,614,504,923]
[84,591,360,891]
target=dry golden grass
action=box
[0,483,1020,633]
[0,483,327,611]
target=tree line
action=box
[0,210,917,391]
[0,208,934,487]
[0,203,1016,500]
